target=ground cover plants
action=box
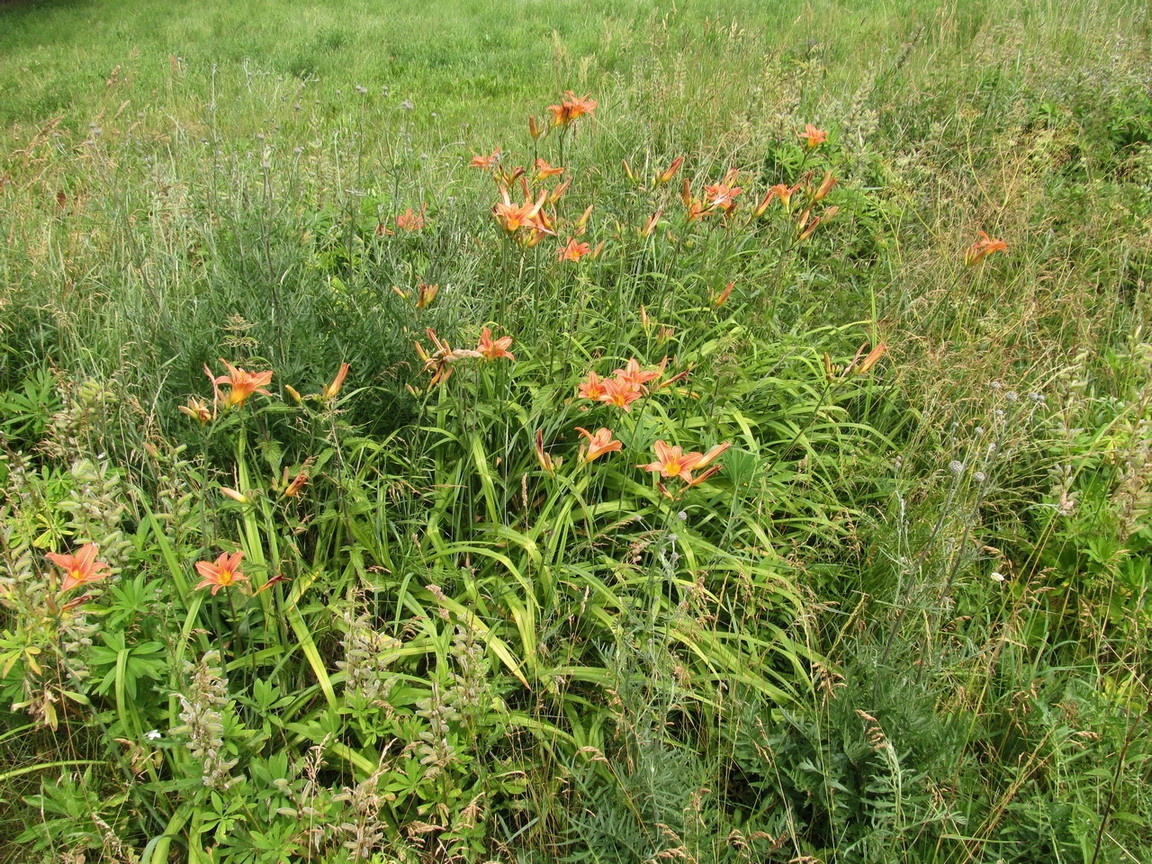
[1,0,1151,861]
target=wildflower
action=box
[535,429,560,473]
[599,377,643,412]
[283,468,309,498]
[47,543,111,593]
[476,327,515,361]
[640,208,663,237]
[800,124,827,148]
[559,238,592,261]
[211,360,273,408]
[965,230,1007,265]
[179,397,213,424]
[194,551,249,596]
[853,342,886,376]
[655,156,684,185]
[548,177,572,204]
[797,206,838,240]
[492,187,552,237]
[534,159,564,181]
[713,281,734,307]
[577,370,608,402]
[686,201,715,222]
[639,441,702,483]
[322,362,350,399]
[470,148,500,170]
[693,442,731,471]
[612,358,660,388]
[703,176,742,213]
[768,182,800,211]
[547,91,597,126]
[813,170,837,201]
[395,207,425,232]
[415,328,480,387]
[415,282,439,309]
[575,427,622,462]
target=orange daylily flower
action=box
[575,427,623,462]
[476,326,515,361]
[578,370,608,402]
[599,377,643,412]
[534,159,564,181]
[703,179,742,213]
[47,543,111,593]
[965,231,1007,265]
[765,182,801,212]
[639,440,730,486]
[395,207,425,232]
[800,124,827,148]
[212,360,274,408]
[612,359,661,388]
[559,238,592,261]
[547,91,597,126]
[492,187,553,238]
[470,148,501,170]
[639,441,703,483]
[195,551,249,596]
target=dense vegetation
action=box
[1,0,1150,861]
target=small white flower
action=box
[990,572,1006,583]
[145,729,162,740]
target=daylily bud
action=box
[528,114,541,139]
[548,177,571,204]
[713,281,734,307]
[283,469,309,498]
[284,385,304,404]
[219,487,249,504]
[814,171,837,201]
[854,342,887,375]
[534,429,559,474]
[681,178,692,207]
[823,352,838,383]
[640,208,663,237]
[323,362,350,399]
[655,156,683,185]
[622,159,635,182]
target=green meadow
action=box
[2,0,1151,861]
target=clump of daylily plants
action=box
[40,85,1010,600]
